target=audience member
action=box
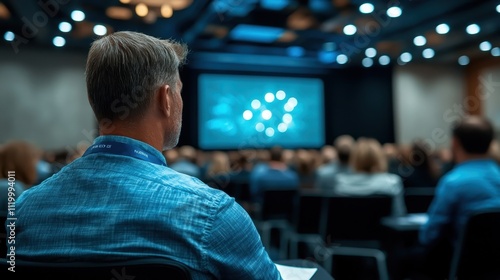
[170,145,201,178]
[335,138,407,216]
[315,134,354,190]
[14,31,282,280]
[249,146,299,204]
[319,144,337,165]
[0,141,41,212]
[293,149,317,189]
[419,116,500,279]
[203,151,231,189]
[400,140,440,188]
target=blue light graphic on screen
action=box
[198,74,325,149]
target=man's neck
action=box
[99,121,164,152]
[456,153,490,164]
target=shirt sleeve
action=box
[419,177,457,246]
[204,194,283,280]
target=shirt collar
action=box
[92,135,167,166]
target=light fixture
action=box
[4,31,14,42]
[359,3,374,14]
[436,23,449,34]
[400,52,412,63]
[497,4,500,13]
[422,48,435,59]
[161,4,173,18]
[58,22,72,33]
[71,10,85,21]
[379,55,390,65]
[135,3,148,17]
[466,24,480,35]
[336,54,348,64]
[365,47,377,58]
[93,25,107,36]
[53,36,66,47]
[458,55,469,66]
[479,41,492,51]
[343,24,357,36]
[413,35,426,46]
[491,47,500,57]
[386,6,402,18]
[362,57,373,67]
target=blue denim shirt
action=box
[13,135,282,280]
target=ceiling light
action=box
[497,4,500,13]
[93,25,107,36]
[365,47,377,58]
[359,3,374,14]
[71,10,85,21]
[53,36,66,47]
[466,24,480,35]
[400,52,412,63]
[336,54,348,64]
[492,47,500,57]
[362,57,373,67]
[4,31,14,42]
[343,24,357,35]
[135,3,148,17]
[436,23,449,34]
[413,35,426,46]
[479,41,492,51]
[161,4,173,18]
[386,6,402,18]
[119,0,131,3]
[458,55,469,66]
[379,55,390,65]
[58,22,72,33]
[422,48,435,59]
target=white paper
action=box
[275,263,318,280]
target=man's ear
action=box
[157,84,171,117]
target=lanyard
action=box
[82,141,167,167]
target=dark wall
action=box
[178,62,394,149]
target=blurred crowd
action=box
[2,135,499,215]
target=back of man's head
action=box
[334,135,354,165]
[85,31,187,123]
[269,146,284,162]
[452,116,493,155]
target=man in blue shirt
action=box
[419,116,500,278]
[13,31,282,280]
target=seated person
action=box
[335,138,407,217]
[419,116,500,279]
[13,31,282,280]
[315,135,354,190]
[0,141,41,212]
[250,146,299,204]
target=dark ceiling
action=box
[1,0,499,67]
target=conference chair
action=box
[403,187,435,213]
[284,189,329,259]
[319,195,393,280]
[448,208,500,280]
[254,188,298,259]
[0,257,192,280]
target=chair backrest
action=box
[0,258,192,279]
[449,208,500,280]
[291,189,329,234]
[322,195,393,243]
[404,187,435,213]
[260,188,298,221]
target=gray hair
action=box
[85,31,188,121]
